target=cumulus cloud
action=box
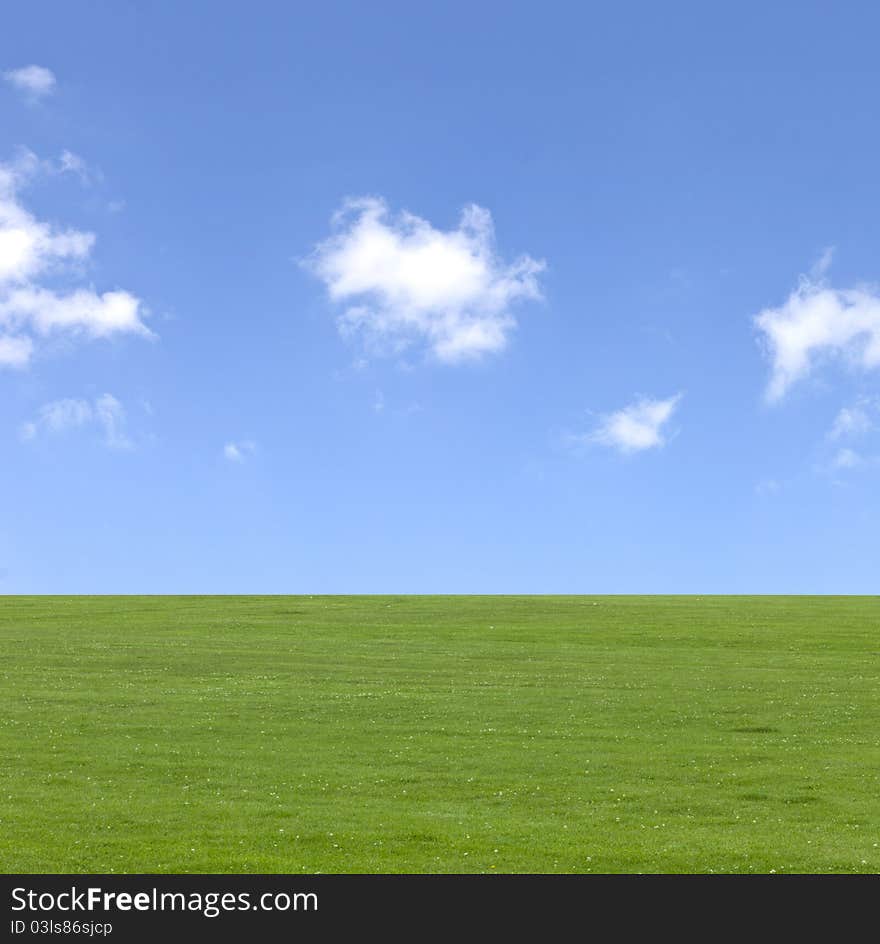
[0,152,150,368]
[755,257,880,401]
[3,65,56,101]
[21,393,131,448]
[0,287,146,337]
[224,440,255,462]
[307,197,544,363]
[588,394,682,453]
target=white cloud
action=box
[0,334,32,367]
[588,394,682,453]
[0,156,93,286]
[828,399,876,440]
[37,397,93,432]
[832,447,861,470]
[307,197,544,363]
[755,259,880,401]
[224,440,255,463]
[811,246,835,278]
[3,65,56,101]
[0,287,147,337]
[21,393,131,448]
[58,150,91,185]
[0,152,150,368]
[755,478,781,497]
[93,393,129,448]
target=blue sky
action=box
[2,2,880,593]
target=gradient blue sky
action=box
[2,2,880,593]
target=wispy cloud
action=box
[755,254,880,401]
[755,478,781,497]
[307,197,544,363]
[21,394,131,449]
[831,447,861,470]
[223,440,256,463]
[3,65,56,101]
[576,393,683,454]
[0,151,151,369]
[58,150,92,185]
[828,398,877,440]
[0,334,32,367]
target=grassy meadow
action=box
[0,595,877,873]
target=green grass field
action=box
[1,595,877,873]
